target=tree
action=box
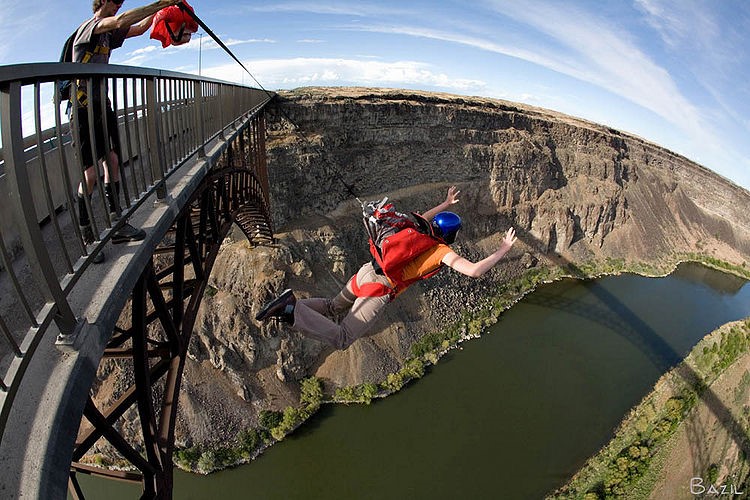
[259,409,282,430]
[300,377,324,407]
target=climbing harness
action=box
[348,274,393,299]
[57,21,117,108]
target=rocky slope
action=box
[93,87,750,460]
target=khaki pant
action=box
[292,262,392,350]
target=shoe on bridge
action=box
[112,222,146,244]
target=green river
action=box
[78,262,750,499]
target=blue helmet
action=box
[432,211,462,243]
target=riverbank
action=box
[549,317,750,499]
[166,254,750,476]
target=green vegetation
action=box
[270,377,324,441]
[707,463,719,484]
[333,382,380,404]
[410,265,560,360]
[549,318,750,499]
[300,376,324,409]
[174,425,274,473]
[381,358,426,392]
[695,321,750,375]
[407,253,748,384]
[258,409,282,430]
[593,396,693,497]
[332,253,749,425]
[174,377,325,473]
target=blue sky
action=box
[1,0,748,189]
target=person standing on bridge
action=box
[69,0,181,260]
[255,186,518,350]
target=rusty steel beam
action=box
[69,111,274,499]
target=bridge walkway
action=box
[0,62,275,498]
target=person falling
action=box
[256,186,518,350]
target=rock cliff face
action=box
[95,88,750,454]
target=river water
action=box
[78,262,750,499]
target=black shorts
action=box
[72,103,121,168]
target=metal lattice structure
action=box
[70,166,273,498]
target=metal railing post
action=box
[193,80,206,158]
[145,77,167,199]
[217,84,225,139]
[0,81,78,336]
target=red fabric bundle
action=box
[150,1,199,48]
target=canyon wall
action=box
[95,87,750,454]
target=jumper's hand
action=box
[445,186,460,206]
[501,227,517,250]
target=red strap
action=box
[349,274,393,298]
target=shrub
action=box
[300,377,324,408]
[237,428,261,452]
[382,371,405,392]
[197,450,218,472]
[707,463,719,484]
[334,383,379,404]
[259,409,282,430]
[174,446,202,469]
[271,406,301,441]
[403,358,425,379]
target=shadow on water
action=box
[287,405,333,439]
[515,225,750,488]
[672,261,748,295]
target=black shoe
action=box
[255,289,296,323]
[91,250,105,264]
[112,222,146,244]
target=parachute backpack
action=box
[356,198,446,298]
[54,30,77,105]
[52,23,96,109]
[150,0,199,47]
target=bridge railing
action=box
[0,62,273,437]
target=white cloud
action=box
[116,36,276,66]
[129,45,159,57]
[635,0,750,139]
[635,0,719,49]
[499,1,744,177]
[200,57,486,92]
[0,1,37,62]
[233,2,410,18]
[465,2,706,133]
[350,24,561,71]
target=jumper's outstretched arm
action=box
[442,227,517,277]
[422,185,460,221]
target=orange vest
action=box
[351,244,452,299]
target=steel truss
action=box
[68,128,274,499]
